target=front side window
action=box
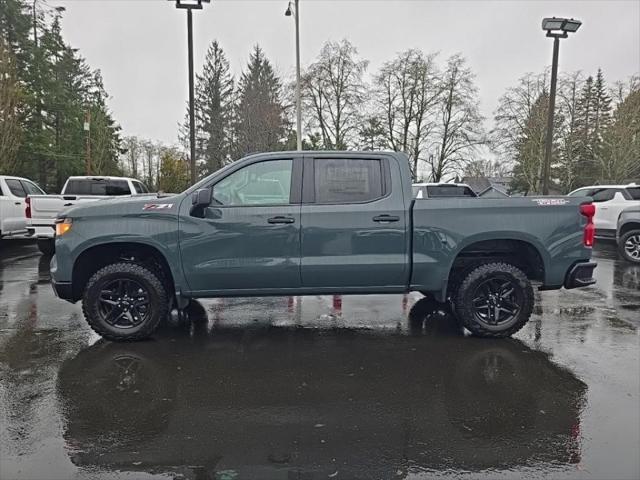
[5,179,26,198]
[212,159,292,206]
[314,158,383,204]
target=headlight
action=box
[55,217,72,236]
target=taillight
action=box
[25,197,31,219]
[580,203,595,247]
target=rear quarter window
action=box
[314,158,383,204]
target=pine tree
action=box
[233,45,286,157]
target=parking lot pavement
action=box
[0,240,638,480]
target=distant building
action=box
[462,176,514,195]
[478,185,510,198]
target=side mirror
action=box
[191,188,212,208]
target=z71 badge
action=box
[531,198,569,206]
[143,203,174,211]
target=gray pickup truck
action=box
[50,151,597,341]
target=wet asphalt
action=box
[0,240,638,480]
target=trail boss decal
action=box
[143,203,174,211]
[531,198,569,206]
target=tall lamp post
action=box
[169,0,210,184]
[541,16,581,195]
[285,0,302,151]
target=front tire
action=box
[82,262,168,342]
[453,262,533,338]
[618,230,640,264]
[37,238,55,256]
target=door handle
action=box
[373,214,400,223]
[15,202,21,205]
[63,203,74,207]
[268,216,295,224]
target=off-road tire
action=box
[82,262,168,342]
[453,262,533,338]
[37,238,55,256]
[618,230,640,264]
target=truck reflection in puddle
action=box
[57,298,586,479]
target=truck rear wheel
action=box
[453,262,533,338]
[82,262,168,342]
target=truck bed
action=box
[410,196,592,297]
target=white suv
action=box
[568,184,640,239]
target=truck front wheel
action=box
[453,262,533,338]
[82,262,168,341]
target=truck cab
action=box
[0,175,45,238]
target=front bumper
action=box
[51,279,75,302]
[564,261,597,289]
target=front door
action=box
[300,155,408,289]
[179,157,302,294]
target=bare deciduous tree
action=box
[301,39,368,150]
[428,54,485,181]
[375,49,441,179]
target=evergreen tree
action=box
[181,41,234,175]
[601,85,640,182]
[233,45,286,156]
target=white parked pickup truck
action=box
[27,176,150,254]
[1,175,46,239]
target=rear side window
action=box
[65,179,131,196]
[5,179,26,198]
[21,180,45,195]
[591,188,617,203]
[426,185,477,197]
[568,188,592,197]
[625,187,640,200]
[314,158,383,204]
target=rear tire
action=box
[37,238,55,256]
[82,262,168,342]
[618,230,640,264]
[453,262,533,338]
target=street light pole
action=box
[187,8,196,184]
[541,16,581,195]
[169,0,210,185]
[542,36,560,196]
[286,1,302,151]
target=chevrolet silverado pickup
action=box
[50,151,597,341]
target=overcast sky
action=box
[58,0,640,146]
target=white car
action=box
[1,175,46,239]
[568,183,640,239]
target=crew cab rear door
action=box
[300,154,408,289]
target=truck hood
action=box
[60,194,183,219]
